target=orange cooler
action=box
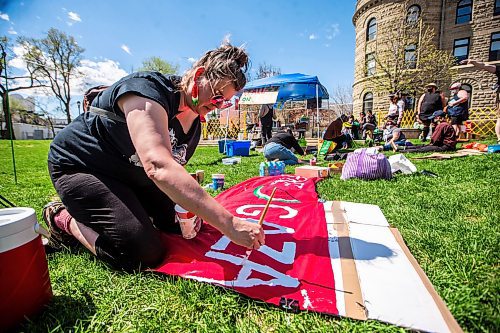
[0,207,53,331]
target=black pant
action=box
[261,124,273,144]
[403,144,453,153]
[48,163,179,271]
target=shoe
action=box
[42,202,79,249]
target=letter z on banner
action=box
[154,175,339,315]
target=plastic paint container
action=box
[174,205,201,239]
[0,207,53,331]
[212,174,225,190]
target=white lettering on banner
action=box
[204,251,299,288]
[211,221,295,252]
[236,204,298,219]
[270,177,308,190]
[301,289,314,309]
[205,215,298,288]
[259,242,296,264]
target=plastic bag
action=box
[388,154,417,175]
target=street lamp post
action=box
[77,100,81,115]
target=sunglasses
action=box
[208,81,232,109]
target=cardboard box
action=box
[295,166,330,178]
[328,162,344,174]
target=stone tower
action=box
[352,0,500,122]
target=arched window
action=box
[406,5,421,24]
[456,0,473,24]
[363,92,373,114]
[405,44,417,69]
[461,84,473,108]
[366,18,377,41]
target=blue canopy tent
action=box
[240,73,330,138]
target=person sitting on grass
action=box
[42,42,265,272]
[361,110,377,142]
[263,129,308,165]
[323,114,352,150]
[399,110,457,153]
[382,120,406,151]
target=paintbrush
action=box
[257,187,277,226]
[240,187,277,265]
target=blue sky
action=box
[1,0,356,116]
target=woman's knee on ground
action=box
[100,228,166,270]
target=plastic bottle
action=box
[269,161,276,176]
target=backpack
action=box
[82,85,109,112]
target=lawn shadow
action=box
[18,294,96,333]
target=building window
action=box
[363,93,373,114]
[456,0,473,24]
[406,5,421,24]
[453,38,470,63]
[366,18,377,41]
[366,52,376,76]
[495,0,500,16]
[405,44,417,69]
[490,32,500,61]
[461,84,473,108]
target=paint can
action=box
[212,174,225,190]
[174,205,201,239]
[0,207,53,331]
[196,170,205,184]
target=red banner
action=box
[155,175,338,314]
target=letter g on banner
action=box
[236,204,298,219]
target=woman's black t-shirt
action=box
[48,71,201,187]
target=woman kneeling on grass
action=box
[43,43,265,271]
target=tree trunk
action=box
[1,94,16,140]
[65,101,72,124]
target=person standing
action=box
[416,83,446,141]
[396,94,405,127]
[461,59,500,143]
[446,82,469,138]
[259,103,274,145]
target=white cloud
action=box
[8,27,17,35]
[121,44,132,55]
[0,12,9,21]
[7,44,128,96]
[68,11,81,22]
[326,23,340,40]
[309,34,318,40]
[74,59,128,93]
[187,57,196,63]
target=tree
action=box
[0,36,48,139]
[365,4,456,97]
[256,62,281,79]
[330,84,353,115]
[19,28,84,124]
[138,56,179,74]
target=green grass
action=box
[1,140,499,332]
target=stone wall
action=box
[353,0,500,119]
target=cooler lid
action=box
[0,207,37,237]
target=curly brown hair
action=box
[180,42,249,92]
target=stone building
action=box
[352,0,500,124]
